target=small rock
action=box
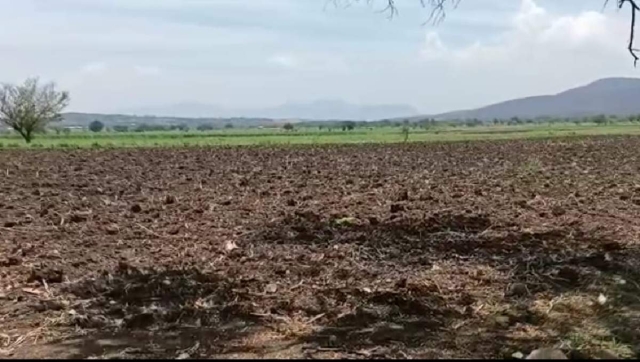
[29,302,48,312]
[494,315,510,327]
[506,283,529,297]
[265,283,278,294]
[551,205,566,217]
[30,300,65,312]
[602,241,623,252]
[125,312,155,329]
[27,267,64,284]
[395,278,408,289]
[2,255,22,267]
[368,217,379,226]
[176,352,190,360]
[397,189,409,202]
[390,204,405,214]
[3,221,17,228]
[512,352,525,359]
[165,195,177,205]
[130,204,142,213]
[557,266,580,284]
[224,240,238,252]
[105,225,120,235]
[597,293,607,306]
[526,348,567,360]
[69,213,89,223]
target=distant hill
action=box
[122,99,419,121]
[433,78,640,121]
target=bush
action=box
[197,124,215,131]
[283,123,294,131]
[89,120,105,133]
[342,121,356,131]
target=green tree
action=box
[89,120,105,133]
[283,123,295,131]
[342,121,356,131]
[593,114,608,126]
[0,77,69,143]
[401,126,410,143]
[197,123,215,131]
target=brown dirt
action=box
[1,136,640,359]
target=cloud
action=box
[267,52,349,73]
[421,0,628,66]
[0,0,636,115]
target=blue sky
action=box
[0,0,636,114]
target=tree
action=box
[283,123,295,131]
[89,120,105,133]
[342,121,356,131]
[197,123,215,131]
[401,126,410,142]
[340,0,640,65]
[0,77,69,143]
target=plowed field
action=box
[1,136,640,359]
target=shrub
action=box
[283,123,294,131]
[88,120,105,133]
[197,124,215,131]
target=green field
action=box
[2,123,640,148]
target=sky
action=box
[0,0,637,114]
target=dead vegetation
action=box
[1,136,640,358]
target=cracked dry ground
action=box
[1,136,640,359]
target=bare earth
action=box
[1,136,639,359]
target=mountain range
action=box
[431,77,640,121]
[121,99,420,121]
[59,77,640,127]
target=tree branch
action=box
[340,0,640,66]
[621,0,640,66]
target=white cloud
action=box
[421,0,628,66]
[0,0,636,115]
[268,52,349,73]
